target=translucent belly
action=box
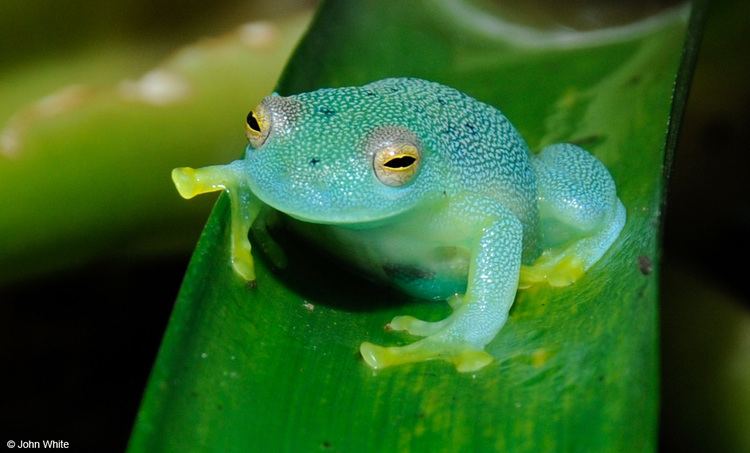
[284,218,471,301]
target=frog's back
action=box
[360,78,538,236]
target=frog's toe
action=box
[229,245,256,282]
[172,167,201,199]
[447,294,465,309]
[388,315,448,337]
[360,338,493,372]
[519,253,584,289]
[450,348,494,372]
[231,256,256,282]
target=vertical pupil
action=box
[246,111,261,132]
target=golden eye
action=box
[245,105,270,148]
[373,143,421,186]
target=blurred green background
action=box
[0,0,747,451]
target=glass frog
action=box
[172,78,625,373]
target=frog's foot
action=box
[360,338,493,373]
[518,198,627,289]
[388,295,465,336]
[389,316,449,337]
[172,166,226,199]
[447,293,464,309]
[363,301,496,373]
[172,162,261,283]
[229,237,255,282]
[519,251,585,289]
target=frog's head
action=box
[241,83,440,225]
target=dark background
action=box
[1,0,748,451]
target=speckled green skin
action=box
[175,78,625,371]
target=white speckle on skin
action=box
[200,352,208,359]
[119,70,190,105]
[238,21,278,49]
[303,301,315,311]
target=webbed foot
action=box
[360,339,493,373]
[364,301,496,373]
[518,251,584,289]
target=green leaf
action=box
[0,13,311,284]
[129,1,704,451]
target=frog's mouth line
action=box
[242,156,426,226]
[272,205,406,228]
[247,184,410,227]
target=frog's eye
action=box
[245,105,270,148]
[373,143,421,186]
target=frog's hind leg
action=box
[172,161,261,282]
[520,143,626,288]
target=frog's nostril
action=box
[309,157,321,166]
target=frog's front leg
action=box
[361,201,522,373]
[172,161,261,282]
